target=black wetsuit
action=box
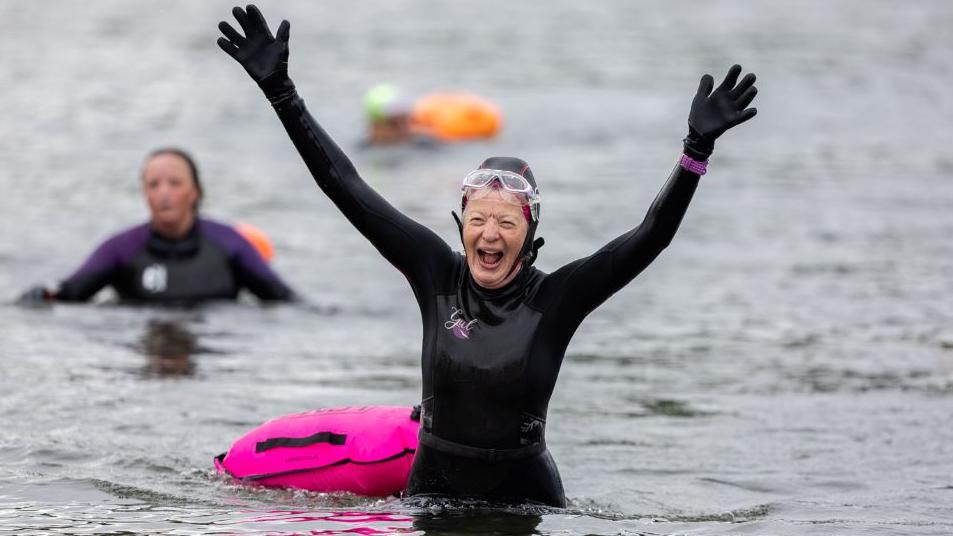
[54,218,293,304]
[269,93,700,507]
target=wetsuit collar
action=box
[147,219,201,259]
[466,260,532,300]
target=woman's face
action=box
[462,192,529,289]
[142,153,199,237]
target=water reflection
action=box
[410,510,542,535]
[137,319,197,376]
[232,510,416,535]
[228,509,542,535]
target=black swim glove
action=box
[683,64,758,160]
[15,285,53,306]
[217,5,296,104]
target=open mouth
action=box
[477,248,504,269]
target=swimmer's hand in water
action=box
[15,285,53,306]
[683,64,758,160]
[217,5,295,103]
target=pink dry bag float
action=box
[215,406,420,496]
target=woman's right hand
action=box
[15,285,52,306]
[217,4,294,101]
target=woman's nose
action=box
[481,220,500,240]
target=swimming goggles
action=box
[461,169,540,222]
[462,169,535,196]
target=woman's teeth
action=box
[479,249,503,265]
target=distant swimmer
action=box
[218,5,757,506]
[363,83,502,146]
[16,148,295,305]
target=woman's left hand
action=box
[683,64,758,160]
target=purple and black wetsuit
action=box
[55,218,293,304]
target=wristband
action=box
[679,153,708,176]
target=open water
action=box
[2,1,953,534]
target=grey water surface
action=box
[2,0,953,534]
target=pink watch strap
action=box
[679,154,708,176]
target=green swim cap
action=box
[364,84,408,122]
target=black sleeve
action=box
[233,260,296,302]
[55,274,110,302]
[544,162,700,323]
[53,241,121,302]
[227,236,296,301]
[269,92,455,296]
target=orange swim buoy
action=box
[410,92,502,142]
[235,222,275,262]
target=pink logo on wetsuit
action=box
[444,307,478,340]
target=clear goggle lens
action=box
[465,186,529,206]
[461,169,540,222]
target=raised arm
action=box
[217,5,454,286]
[547,65,758,320]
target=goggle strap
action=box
[451,210,464,242]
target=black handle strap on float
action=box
[255,431,347,453]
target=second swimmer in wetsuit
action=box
[18,148,294,305]
[218,5,757,506]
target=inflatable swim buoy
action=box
[234,222,275,262]
[410,92,502,142]
[214,406,420,496]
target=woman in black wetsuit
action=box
[218,5,758,507]
[18,147,294,305]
